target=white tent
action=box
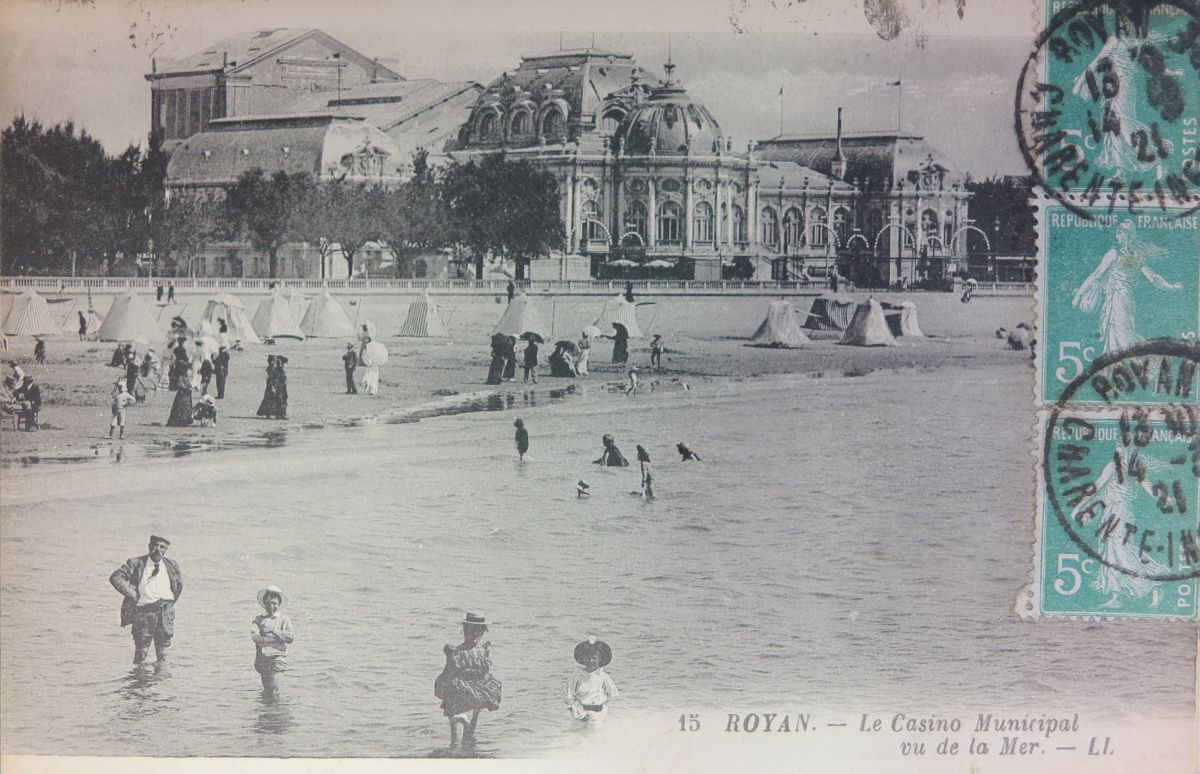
[56,296,104,337]
[838,298,898,347]
[399,294,450,337]
[492,293,550,339]
[803,293,856,331]
[883,301,925,337]
[593,294,643,338]
[749,301,811,348]
[200,294,261,345]
[252,292,306,340]
[97,291,164,342]
[3,289,60,336]
[285,289,310,327]
[300,290,356,338]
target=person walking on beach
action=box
[636,445,654,498]
[109,535,182,664]
[514,418,529,461]
[567,637,619,726]
[125,351,139,396]
[214,346,230,399]
[251,586,294,697]
[625,365,640,396]
[256,355,289,419]
[110,379,133,439]
[33,337,46,365]
[609,324,630,364]
[594,434,629,466]
[198,356,214,397]
[522,338,538,383]
[507,280,515,303]
[78,310,89,340]
[166,337,194,427]
[649,334,663,369]
[342,344,358,394]
[502,336,518,381]
[167,281,175,304]
[576,330,591,376]
[434,613,502,748]
[156,282,164,303]
[624,281,635,303]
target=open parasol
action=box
[521,331,545,344]
[555,339,580,355]
[210,293,245,309]
[582,325,603,339]
[361,339,389,367]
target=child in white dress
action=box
[566,637,619,726]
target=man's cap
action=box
[149,535,170,546]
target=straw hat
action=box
[462,612,488,629]
[574,636,612,667]
[257,585,287,608]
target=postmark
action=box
[1031,341,1200,619]
[1016,0,1200,217]
[1035,200,1200,405]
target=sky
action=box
[0,0,1035,176]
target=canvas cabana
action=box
[252,292,306,340]
[803,293,856,331]
[2,289,60,336]
[300,290,356,338]
[838,298,898,347]
[492,293,550,340]
[200,293,261,345]
[749,301,811,348]
[593,294,643,338]
[97,291,163,342]
[399,294,450,337]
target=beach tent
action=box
[882,301,925,338]
[803,293,856,331]
[593,294,643,338]
[200,293,261,345]
[285,289,310,327]
[838,298,898,347]
[252,292,306,340]
[2,289,60,336]
[55,296,104,337]
[749,300,811,348]
[492,293,550,340]
[97,291,164,342]
[399,294,450,337]
[300,290,356,338]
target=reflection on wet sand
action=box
[116,662,173,723]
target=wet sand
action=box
[0,292,1033,464]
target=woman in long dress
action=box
[256,355,289,419]
[1071,220,1181,355]
[576,331,591,375]
[609,323,629,364]
[485,334,506,385]
[501,336,517,381]
[434,613,501,747]
[166,338,194,427]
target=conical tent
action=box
[882,301,925,338]
[803,293,856,331]
[56,296,104,336]
[97,291,164,342]
[838,298,898,347]
[201,295,261,344]
[2,289,60,336]
[593,294,643,338]
[300,290,356,338]
[399,294,450,337]
[749,300,811,348]
[252,292,306,340]
[492,293,550,339]
[285,289,310,326]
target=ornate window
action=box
[626,200,647,241]
[582,200,605,243]
[541,107,565,137]
[866,208,885,247]
[692,202,714,244]
[510,109,532,136]
[783,207,804,251]
[478,111,498,140]
[732,204,747,244]
[943,222,953,251]
[601,109,625,134]
[809,207,827,247]
[657,201,682,245]
[759,207,779,246]
[921,209,939,250]
[833,207,850,249]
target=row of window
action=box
[580,200,746,246]
[476,105,569,142]
[759,206,955,250]
[155,86,219,141]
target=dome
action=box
[614,65,723,155]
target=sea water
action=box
[0,363,1193,758]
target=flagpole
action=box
[779,72,785,136]
[896,64,903,131]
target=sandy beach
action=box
[1,290,1036,461]
[0,291,1033,463]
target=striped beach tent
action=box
[749,300,811,348]
[399,294,450,337]
[803,293,856,331]
[492,293,550,339]
[3,289,60,336]
[300,290,356,338]
[593,294,643,338]
[252,291,306,340]
[97,291,163,342]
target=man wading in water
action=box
[110,535,183,664]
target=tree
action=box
[157,193,220,276]
[965,174,1036,255]
[224,169,313,277]
[378,150,450,278]
[327,183,385,278]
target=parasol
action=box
[521,331,545,344]
[555,340,580,355]
[608,259,638,267]
[965,278,979,286]
[582,325,603,339]
[644,259,673,268]
[194,335,219,360]
[211,293,245,309]
[361,340,389,367]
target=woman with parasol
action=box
[548,339,579,377]
[521,332,543,383]
[607,323,630,364]
[485,333,507,385]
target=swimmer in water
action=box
[594,434,629,466]
[636,445,653,499]
[676,443,701,462]
[576,480,590,497]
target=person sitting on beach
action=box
[251,586,294,697]
[435,613,502,747]
[14,374,41,431]
[567,637,619,726]
[676,443,702,462]
[636,445,654,499]
[192,394,218,427]
[110,379,133,439]
[33,337,46,365]
[594,434,629,467]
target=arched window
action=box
[921,209,939,251]
[732,205,747,243]
[783,207,804,251]
[478,111,498,140]
[625,200,647,241]
[582,200,604,243]
[510,110,531,136]
[809,207,827,247]
[759,207,779,246]
[657,201,682,244]
[541,107,565,137]
[601,109,625,134]
[692,201,714,244]
[833,207,850,249]
[866,208,884,247]
[943,221,953,251]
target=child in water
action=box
[594,434,629,466]
[566,637,619,726]
[251,586,294,696]
[625,365,639,396]
[636,445,653,498]
[676,443,701,462]
[514,418,529,460]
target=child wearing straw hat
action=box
[251,585,294,695]
[435,612,502,747]
[566,636,619,726]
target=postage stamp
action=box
[1035,200,1200,405]
[1031,395,1200,619]
[1017,0,1200,216]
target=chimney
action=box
[831,107,848,181]
[223,51,229,68]
[151,57,157,74]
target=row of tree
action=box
[2,117,565,279]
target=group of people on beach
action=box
[109,534,617,745]
[488,327,664,388]
[2,361,41,430]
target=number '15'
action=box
[678,714,700,731]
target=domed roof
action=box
[614,65,723,156]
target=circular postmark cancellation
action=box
[1016,0,1200,218]
[1044,339,1200,583]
